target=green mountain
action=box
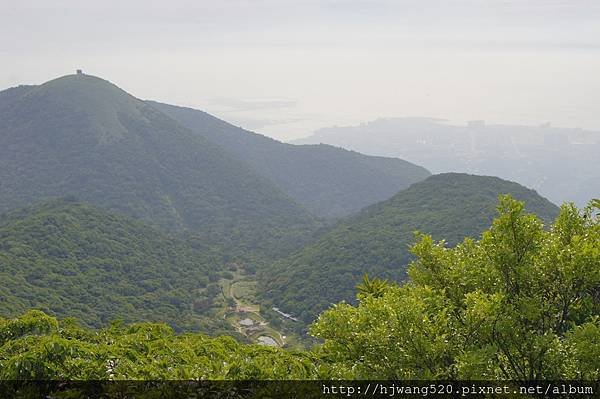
[260,173,559,324]
[0,200,233,333]
[149,102,430,218]
[0,74,318,251]
[294,117,600,209]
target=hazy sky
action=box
[2,0,599,141]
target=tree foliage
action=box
[311,197,599,379]
[0,311,328,380]
[262,174,559,325]
[0,200,233,333]
[0,197,597,381]
[150,101,430,219]
[0,75,321,256]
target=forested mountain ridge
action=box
[261,173,560,324]
[0,85,35,109]
[149,101,430,218]
[0,74,319,251]
[1,199,597,382]
[294,117,600,208]
[0,199,233,333]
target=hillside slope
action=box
[294,118,600,208]
[0,74,319,250]
[0,200,232,333]
[149,102,430,218]
[260,173,559,323]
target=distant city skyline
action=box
[2,0,599,141]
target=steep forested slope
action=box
[0,75,319,250]
[1,201,597,382]
[149,102,430,218]
[0,200,233,332]
[260,173,559,323]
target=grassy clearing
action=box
[217,270,284,347]
[231,281,256,302]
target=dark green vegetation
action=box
[1,73,596,382]
[150,102,430,218]
[313,197,599,379]
[0,310,326,380]
[261,174,560,324]
[0,200,232,333]
[0,74,319,253]
[2,198,598,381]
[0,73,429,347]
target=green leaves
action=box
[311,196,600,380]
[262,174,559,327]
[356,274,390,300]
[0,201,236,333]
[0,312,327,380]
[0,310,58,346]
[1,196,596,381]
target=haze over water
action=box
[2,0,599,141]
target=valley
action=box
[0,72,597,383]
[216,267,287,348]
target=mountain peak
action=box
[34,73,129,98]
[2,73,148,145]
[35,73,139,108]
[0,74,319,240]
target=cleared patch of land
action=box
[217,267,285,347]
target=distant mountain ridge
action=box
[260,173,560,324]
[149,102,430,218]
[294,117,600,208]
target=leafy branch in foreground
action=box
[0,310,329,380]
[356,274,390,300]
[311,196,599,380]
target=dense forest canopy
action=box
[0,200,233,333]
[0,75,321,254]
[0,73,597,386]
[0,74,431,259]
[261,174,559,324]
[1,197,597,381]
[312,197,599,380]
[150,101,430,218]
[0,310,326,380]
